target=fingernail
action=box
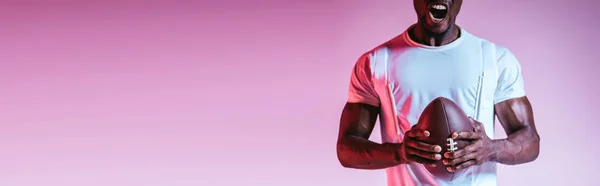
[447,167,454,172]
[434,154,441,160]
[430,164,437,167]
[444,153,450,158]
[423,131,430,137]
[434,146,442,152]
[452,133,458,138]
[442,160,448,165]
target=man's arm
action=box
[442,96,540,171]
[491,96,540,165]
[337,52,405,170]
[443,48,540,170]
[338,51,441,169]
[336,102,404,169]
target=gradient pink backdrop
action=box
[1,0,598,186]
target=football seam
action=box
[439,99,455,181]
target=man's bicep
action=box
[338,102,380,141]
[494,96,537,135]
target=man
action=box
[336,0,540,185]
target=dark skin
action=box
[336,0,540,171]
[411,0,463,46]
[444,97,540,172]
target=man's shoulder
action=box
[350,39,400,81]
[479,38,515,64]
[354,43,391,66]
[464,31,512,60]
[467,32,521,72]
[357,34,407,63]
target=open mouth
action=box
[428,4,448,22]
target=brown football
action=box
[413,97,474,181]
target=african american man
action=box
[336,0,541,185]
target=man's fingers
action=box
[468,117,484,132]
[406,129,430,138]
[449,160,478,172]
[443,152,477,166]
[454,131,481,140]
[406,147,442,161]
[444,144,477,159]
[406,155,438,165]
[406,140,442,153]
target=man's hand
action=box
[399,126,443,167]
[442,118,496,172]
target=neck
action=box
[410,24,460,47]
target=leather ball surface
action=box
[413,97,474,181]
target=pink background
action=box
[1,0,598,185]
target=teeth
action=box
[432,5,447,10]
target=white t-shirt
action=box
[347,25,526,186]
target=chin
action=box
[427,25,450,35]
[421,21,451,35]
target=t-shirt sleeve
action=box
[494,47,526,104]
[347,53,380,107]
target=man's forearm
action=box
[491,127,540,165]
[337,135,404,170]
